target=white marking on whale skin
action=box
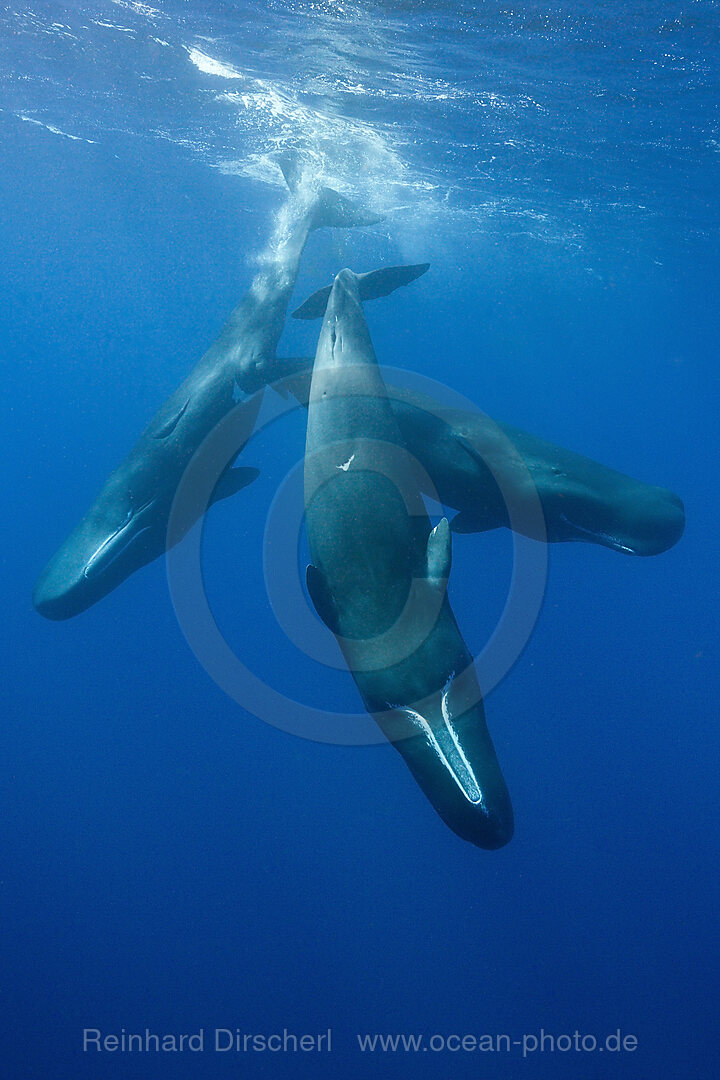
[559,512,635,554]
[438,675,487,810]
[388,695,487,810]
[83,499,157,579]
[440,672,455,725]
[337,453,355,472]
[85,525,153,579]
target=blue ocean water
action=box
[2,1,718,1077]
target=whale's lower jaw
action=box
[33,576,97,620]
[370,700,514,851]
[558,514,638,553]
[556,492,685,556]
[33,519,163,621]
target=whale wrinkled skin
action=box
[303,268,514,849]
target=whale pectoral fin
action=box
[306,564,337,630]
[210,467,260,505]
[426,517,452,586]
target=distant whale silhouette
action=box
[33,158,383,620]
[303,267,514,849]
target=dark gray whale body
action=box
[386,387,685,554]
[303,268,513,849]
[286,364,685,557]
[34,221,683,623]
[292,279,685,557]
[33,162,381,620]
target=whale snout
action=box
[33,500,162,620]
[33,584,71,620]
[637,489,685,555]
[601,487,685,557]
[446,782,514,850]
[477,807,515,850]
[553,485,685,556]
[33,545,103,620]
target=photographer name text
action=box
[83,1028,332,1053]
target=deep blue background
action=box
[2,3,719,1078]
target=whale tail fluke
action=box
[313,186,384,229]
[275,151,306,192]
[291,263,430,320]
[275,151,384,230]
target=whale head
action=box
[551,483,685,556]
[33,478,164,620]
